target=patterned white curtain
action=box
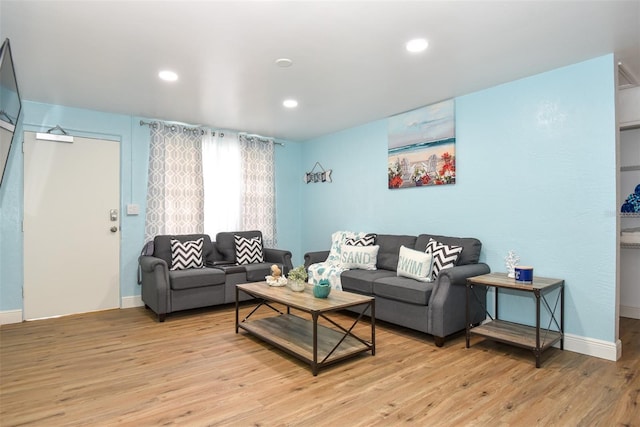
[239,135,277,247]
[144,123,204,241]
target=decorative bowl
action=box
[313,281,331,298]
[288,279,307,292]
[265,276,287,287]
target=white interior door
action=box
[23,131,120,320]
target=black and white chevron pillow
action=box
[170,238,204,271]
[425,238,463,280]
[234,235,264,265]
[345,234,376,246]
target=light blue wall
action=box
[0,108,24,310]
[300,55,617,342]
[0,102,301,310]
[274,140,304,266]
[0,54,618,344]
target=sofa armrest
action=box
[139,255,167,273]
[427,263,491,339]
[304,250,330,268]
[263,248,294,274]
[138,255,171,320]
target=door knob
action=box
[110,226,118,233]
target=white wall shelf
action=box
[621,243,640,249]
[618,87,640,318]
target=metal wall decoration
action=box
[304,161,332,184]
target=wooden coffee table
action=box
[235,282,375,376]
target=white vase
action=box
[288,279,306,292]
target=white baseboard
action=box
[620,304,640,320]
[0,297,144,325]
[121,295,144,309]
[0,309,23,325]
[562,333,621,361]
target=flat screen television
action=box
[0,38,22,189]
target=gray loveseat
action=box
[139,230,293,321]
[304,233,490,346]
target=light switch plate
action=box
[126,204,140,215]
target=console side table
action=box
[466,272,564,368]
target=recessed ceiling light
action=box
[275,58,293,68]
[283,99,298,108]
[159,70,178,82]
[406,38,428,53]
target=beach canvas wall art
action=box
[388,99,456,189]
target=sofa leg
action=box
[434,336,445,347]
[158,313,166,322]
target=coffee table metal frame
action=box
[236,282,375,376]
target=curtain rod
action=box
[139,120,284,146]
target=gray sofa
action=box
[304,233,490,346]
[139,230,293,321]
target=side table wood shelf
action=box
[466,272,564,368]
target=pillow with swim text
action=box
[397,245,433,282]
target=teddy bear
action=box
[270,264,282,278]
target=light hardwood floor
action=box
[1,304,638,426]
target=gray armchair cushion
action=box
[414,234,482,266]
[375,234,417,271]
[169,267,226,290]
[373,276,435,305]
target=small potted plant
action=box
[287,265,308,292]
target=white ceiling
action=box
[1,0,639,141]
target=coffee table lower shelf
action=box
[469,319,562,350]
[239,313,372,373]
